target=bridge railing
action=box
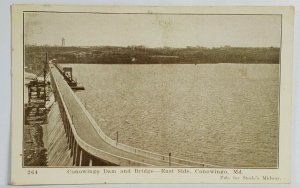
[50,63,220,167]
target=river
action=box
[62,63,279,168]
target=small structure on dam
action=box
[25,80,48,124]
[54,63,85,90]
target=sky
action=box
[25,12,281,48]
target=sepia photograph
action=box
[23,11,281,168]
[10,5,294,184]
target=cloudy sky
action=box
[25,12,281,48]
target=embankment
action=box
[46,101,73,166]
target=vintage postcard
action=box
[11,5,294,185]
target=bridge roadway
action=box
[50,63,175,166]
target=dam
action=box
[49,62,218,167]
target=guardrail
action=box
[50,63,220,167]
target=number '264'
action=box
[27,170,38,175]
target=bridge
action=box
[49,62,219,167]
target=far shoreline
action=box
[25,45,280,74]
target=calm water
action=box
[64,63,279,167]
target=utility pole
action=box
[44,53,47,82]
[44,52,48,106]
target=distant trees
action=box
[25,45,280,71]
